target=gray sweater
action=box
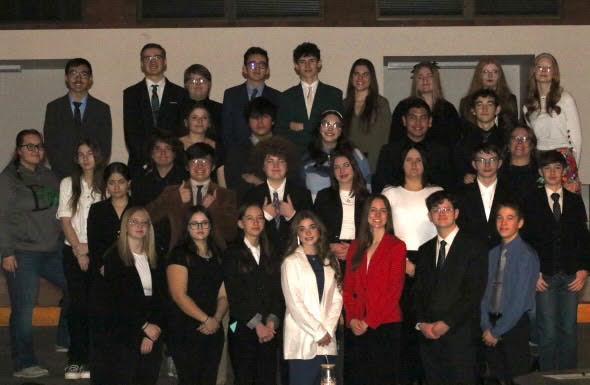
[0,162,62,257]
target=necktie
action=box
[196,185,203,206]
[250,88,258,101]
[551,193,561,222]
[272,191,281,229]
[73,102,82,128]
[305,85,313,118]
[490,247,507,313]
[436,240,446,271]
[151,84,160,126]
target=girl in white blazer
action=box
[281,210,343,385]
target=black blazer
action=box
[314,187,367,243]
[43,94,112,179]
[222,241,284,328]
[373,136,454,193]
[104,247,165,345]
[123,78,190,177]
[522,187,590,275]
[243,180,313,256]
[221,82,281,150]
[456,179,511,249]
[413,230,487,330]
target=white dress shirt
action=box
[133,252,153,296]
[477,178,497,221]
[57,177,102,245]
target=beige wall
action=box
[1,26,588,180]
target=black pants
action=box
[486,314,530,383]
[346,322,401,385]
[109,337,163,385]
[420,324,478,385]
[88,273,113,385]
[228,320,278,385]
[168,329,224,385]
[63,244,91,364]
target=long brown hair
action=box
[350,195,395,271]
[524,52,563,120]
[234,203,275,273]
[343,58,381,133]
[283,210,342,286]
[69,139,105,216]
[328,148,368,199]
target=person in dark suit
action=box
[374,97,454,193]
[221,47,281,152]
[457,143,512,250]
[276,42,343,155]
[343,195,406,385]
[184,64,222,132]
[124,43,190,179]
[243,136,313,257]
[44,58,112,179]
[87,162,133,385]
[222,203,283,385]
[414,190,488,385]
[521,150,590,370]
[103,207,165,385]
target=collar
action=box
[68,94,88,105]
[267,178,286,196]
[146,78,166,88]
[437,225,459,246]
[301,80,319,90]
[477,178,498,192]
[246,82,264,95]
[545,186,563,199]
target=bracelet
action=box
[142,323,148,331]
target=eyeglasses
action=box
[68,70,90,79]
[510,136,530,143]
[482,70,499,76]
[430,207,454,214]
[474,157,499,166]
[188,221,210,230]
[20,143,44,151]
[246,61,267,70]
[142,55,164,63]
[128,219,151,227]
[536,66,552,73]
[187,78,208,85]
[189,159,211,167]
[320,121,343,129]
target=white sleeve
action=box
[57,177,73,219]
[562,92,582,165]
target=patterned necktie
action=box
[273,191,281,229]
[151,84,160,126]
[73,102,82,128]
[490,247,507,313]
[436,240,446,271]
[250,88,258,101]
[551,193,561,222]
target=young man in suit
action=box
[276,42,343,155]
[43,58,112,179]
[373,97,453,192]
[243,136,313,256]
[455,89,506,185]
[414,190,487,385]
[124,43,190,179]
[521,150,590,370]
[457,143,511,250]
[221,47,281,152]
[481,200,539,384]
[146,142,238,251]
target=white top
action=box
[524,91,582,165]
[477,178,498,221]
[57,176,102,245]
[339,190,356,240]
[244,237,261,265]
[133,252,153,296]
[382,185,442,251]
[281,246,342,359]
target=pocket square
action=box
[169,101,178,104]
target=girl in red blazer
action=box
[343,194,406,385]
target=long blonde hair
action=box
[118,207,157,268]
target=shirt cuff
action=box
[266,313,280,330]
[246,313,263,329]
[263,211,274,221]
[285,210,296,222]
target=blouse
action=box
[57,176,102,245]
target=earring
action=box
[297,236,301,246]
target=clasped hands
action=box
[418,321,450,340]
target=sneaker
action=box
[65,364,81,380]
[79,364,91,379]
[55,344,69,353]
[14,365,49,378]
[166,356,177,378]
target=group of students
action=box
[0,39,588,385]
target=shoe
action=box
[55,344,69,353]
[65,364,81,380]
[167,356,177,378]
[79,364,91,379]
[13,365,49,378]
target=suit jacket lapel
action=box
[309,82,323,118]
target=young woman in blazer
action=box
[223,203,283,385]
[57,139,105,380]
[166,205,228,385]
[103,207,165,385]
[281,210,343,385]
[343,194,406,385]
